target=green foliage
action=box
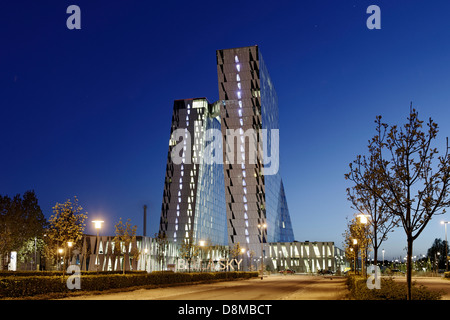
[48,196,87,245]
[113,218,139,274]
[0,191,47,267]
[346,275,442,300]
[0,271,258,298]
[178,231,200,272]
[427,238,449,270]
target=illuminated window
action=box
[235,55,239,63]
[237,91,241,99]
[236,64,240,72]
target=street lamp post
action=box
[58,248,63,271]
[240,248,246,271]
[350,248,355,273]
[199,240,206,272]
[441,221,449,272]
[382,249,385,267]
[92,220,104,272]
[357,214,369,277]
[144,248,148,272]
[353,239,358,275]
[258,223,267,280]
[34,237,37,271]
[67,241,73,266]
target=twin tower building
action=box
[159,46,295,258]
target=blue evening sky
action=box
[1,0,450,259]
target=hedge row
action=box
[0,270,146,277]
[0,271,258,298]
[346,275,442,300]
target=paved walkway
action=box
[59,274,349,300]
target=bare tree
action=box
[346,136,400,266]
[347,107,450,299]
[113,218,138,275]
[178,231,200,272]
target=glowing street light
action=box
[357,214,370,225]
[441,221,449,271]
[258,223,267,280]
[92,220,104,230]
[92,220,104,272]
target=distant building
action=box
[267,241,347,273]
[72,236,347,274]
[159,45,294,259]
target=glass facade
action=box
[160,46,294,253]
[193,112,228,245]
[160,98,228,246]
[258,50,295,243]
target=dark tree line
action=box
[0,190,47,269]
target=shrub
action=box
[0,271,258,298]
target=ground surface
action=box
[59,274,349,300]
[57,274,450,300]
[391,276,450,300]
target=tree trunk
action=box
[406,235,413,300]
[373,233,378,267]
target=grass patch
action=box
[346,275,443,300]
